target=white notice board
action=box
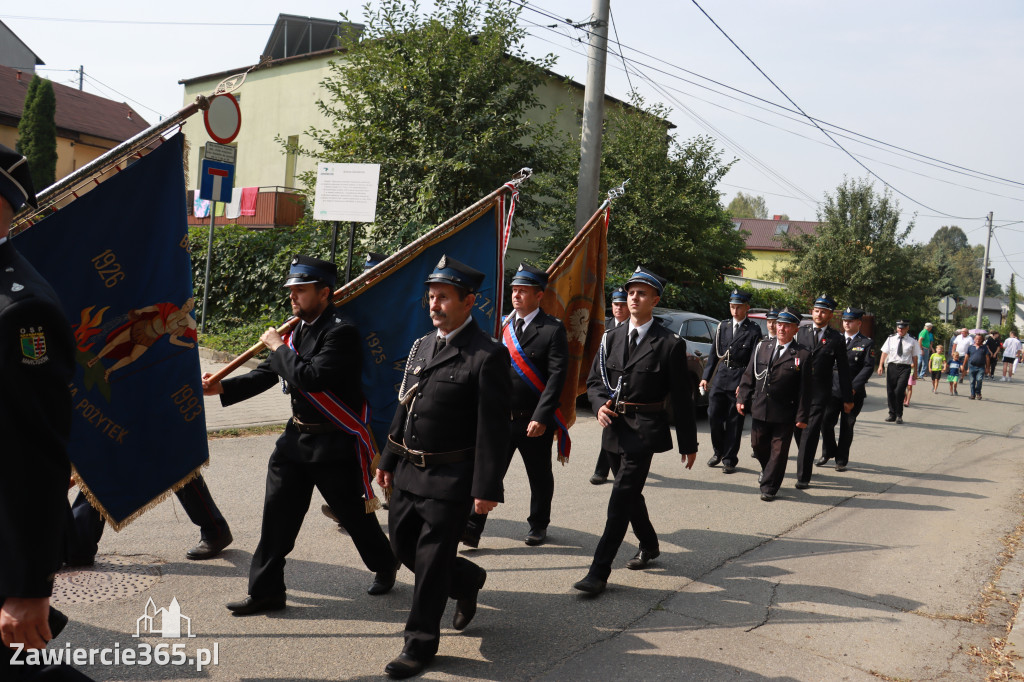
[313,163,381,222]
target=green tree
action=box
[726,191,768,219]
[921,225,1003,300]
[16,75,57,189]
[1007,274,1018,334]
[540,94,747,314]
[294,0,561,250]
[777,176,931,331]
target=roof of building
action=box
[734,218,820,251]
[262,14,363,60]
[0,64,149,143]
[963,296,1008,310]
[0,20,44,68]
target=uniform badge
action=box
[793,357,800,369]
[19,326,49,365]
[11,282,24,292]
[437,255,448,269]
[412,365,422,376]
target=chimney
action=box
[773,215,782,221]
[16,70,22,81]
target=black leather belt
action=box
[510,409,533,420]
[387,437,473,468]
[614,401,665,415]
[291,418,337,434]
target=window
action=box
[284,135,299,188]
[682,320,713,344]
[774,223,790,235]
[732,220,742,231]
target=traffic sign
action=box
[204,93,241,145]
[199,159,234,203]
[937,295,956,322]
[204,141,236,164]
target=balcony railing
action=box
[186,186,306,229]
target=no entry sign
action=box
[204,93,241,144]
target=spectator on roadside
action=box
[984,331,1002,378]
[929,344,946,394]
[1001,330,1021,382]
[964,334,988,399]
[947,351,961,395]
[917,323,935,378]
[952,329,973,384]
[904,372,916,406]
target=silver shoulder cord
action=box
[752,339,769,381]
[598,331,623,409]
[397,336,423,407]
[714,321,730,362]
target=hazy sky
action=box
[6,1,1024,290]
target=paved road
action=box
[52,371,1023,680]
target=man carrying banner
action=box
[0,145,92,681]
[376,256,511,679]
[463,263,568,548]
[575,266,698,596]
[203,256,397,615]
[591,286,628,485]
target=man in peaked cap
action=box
[765,308,779,340]
[576,266,698,595]
[591,286,630,484]
[0,144,94,681]
[701,289,761,474]
[876,319,920,422]
[364,251,389,271]
[463,262,568,548]
[737,307,812,501]
[819,307,874,471]
[376,255,511,678]
[791,294,851,490]
[204,254,397,616]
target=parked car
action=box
[651,307,720,408]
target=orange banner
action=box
[541,207,609,428]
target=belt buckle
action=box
[614,403,626,414]
[409,451,426,468]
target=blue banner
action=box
[14,134,208,528]
[338,201,506,450]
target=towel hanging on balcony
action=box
[193,193,211,218]
[225,187,243,220]
[240,187,258,216]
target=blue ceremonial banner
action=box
[14,134,208,529]
[337,193,515,450]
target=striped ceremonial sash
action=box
[502,313,572,463]
[285,331,380,512]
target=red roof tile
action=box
[734,218,820,251]
[0,64,148,143]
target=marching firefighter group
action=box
[0,143,931,679]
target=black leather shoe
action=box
[368,559,400,596]
[186,531,233,560]
[453,569,486,630]
[460,532,479,549]
[384,653,428,679]
[885,415,896,422]
[760,492,776,501]
[573,575,607,594]
[814,457,829,467]
[321,504,340,523]
[226,592,286,615]
[896,417,903,424]
[795,481,810,490]
[722,464,736,474]
[626,548,660,570]
[835,464,847,472]
[589,473,608,485]
[707,454,722,467]
[524,528,546,546]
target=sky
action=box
[6,1,1024,292]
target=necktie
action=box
[770,344,784,369]
[293,323,304,349]
[627,329,639,361]
[515,317,525,341]
[433,335,447,358]
[897,337,904,358]
[814,328,822,345]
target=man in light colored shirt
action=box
[876,319,920,424]
[1001,330,1021,382]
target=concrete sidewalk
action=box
[199,350,290,431]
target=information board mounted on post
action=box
[312,163,382,281]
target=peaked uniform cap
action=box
[364,251,389,270]
[765,308,780,321]
[625,265,667,296]
[610,286,627,303]
[812,294,837,311]
[0,143,37,211]
[842,307,864,320]
[284,255,338,289]
[777,307,801,325]
[510,262,548,289]
[729,289,752,304]
[425,254,485,293]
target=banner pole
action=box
[201,203,216,333]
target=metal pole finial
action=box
[607,178,629,202]
[508,167,533,188]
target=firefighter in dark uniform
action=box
[736,307,812,501]
[203,256,397,616]
[819,307,873,471]
[701,289,760,473]
[375,256,511,679]
[591,286,629,485]
[463,263,568,548]
[0,145,92,681]
[764,307,779,340]
[792,295,852,489]
[574,266,698,596]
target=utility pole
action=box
[976,211,993,331]
[78,66,83,91]
[574,0,610,230]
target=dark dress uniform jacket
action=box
[796,326,852,405]
[587,322,698,455]
[832,333,873,399]
[738,340,813,424]
[510,310,568,426]
[0,240,76,598]
[381,318,512,502]
[702,317,761,392]
[220,305,363,462]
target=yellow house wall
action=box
[742,249,794,281]
[1,123,120,185]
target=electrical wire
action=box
[608,8,634,94]
[82,74,166,119]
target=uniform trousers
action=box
[793,402,827,484]
[885,363,912,418]
[751,419,797,495]
[388,488,486,661]
[593,448,613,478]
[464,416,555,539]
[64,475,229,565]
[707,385,745,466]
[248,449,393,597]
[821,391,865,466]
[588,448,657,581]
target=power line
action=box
[82,73,165,119]
[608,8,634,94]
